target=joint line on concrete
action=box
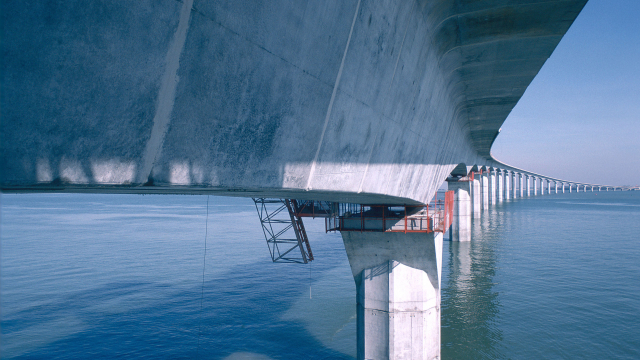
[306,0,362,190]
[137,0,194,184]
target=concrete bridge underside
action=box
[1,0,587,205]
[1,1,592,360]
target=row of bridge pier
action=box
[447,168,629,243]
[255,167,631,360]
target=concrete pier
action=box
[504,171,510,200]
[520,174,525,198]
[447,179,472,242]
[482,172,489,210]
[513,173,518,199]
[497,171,504,202]
[489,171,496,205]
[540,178,545,195]
[342,231,443,360]
[533,177,538,196]
[526,176,531,197]
[472,177,481,219]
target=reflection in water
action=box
[441,206,504,359]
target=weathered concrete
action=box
[447,179,471,242]
[489,171,496,205]
[497,171,504,202]
[1,0,589,205]
[342,231,443,360]
[504,171,510,200]
[471,178,481,219]
[482,172,489,210]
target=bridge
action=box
[0,0,633,359]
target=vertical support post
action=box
[342,231,443,360]
[533,177,538,196]
[482,171,489,210]
[447,179,471,242]
[555,181,558,194]
[540,178,545,195]
[520,173,524,198]
[513,172,518,199]
[497,170,504,202]
[526,175,531,196]
[471,175,481,219]
[504,171,510,200]
[489,170,496,205]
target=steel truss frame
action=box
[252,198,313,264]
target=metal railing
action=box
[325,190,454,234]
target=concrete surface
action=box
[342,231,443,360]
[1,0,591,204]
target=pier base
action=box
[447,179,472,242]
[342,231,443,360]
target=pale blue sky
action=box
[491,0,639,186]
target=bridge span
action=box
[1,0,632,359]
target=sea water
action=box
[1,191,639,359]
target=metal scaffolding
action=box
[252,198,313,264]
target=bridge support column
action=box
[526,176,531,196]
[342,231,443,360]
[504,171,510,200]
[569,184,572,193]
[548,181,551,194]
[540,179,545,195]
[513,173,518,199]
[447,179,471,242]
[497,171,504,202]
[520,174,525,197]
[489,170,497,205]
[471,177,481,219]
[533,177,538,196]
[482,172,489,210]
[555,181,558,194]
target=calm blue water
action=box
[1,191,639,359]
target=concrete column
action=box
[569,184,572,193]
[447,179,472,242]
[471,177,481,219]
[555,181,558,194]
[504,171,510,200]
[497,171,504,202]
[512,173,518,199]
[482,172,489,210]
[533,177,538,196]
[520,174,524,197]
[540,179,545,195]
[562,183,565,193]
[548,181,551,194]
[489,171,496,205]
[526,176,531,196]
[342,231,443,360]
